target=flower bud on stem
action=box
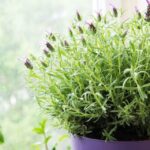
[64,40,69,47]
[110,4,118,17]
[135,7,142,19]
[46,42,54,52]
[97,12,101,21]
[76,11,82,21]
[87,22,97,33]
[49,32,56,41]
[69,28,73,37]
[43,49,50,57]
[145,0,150,21]
[24,58,33,70]
[78,26,83,34]
[41,61,48,68]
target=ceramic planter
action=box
[72,136,150,150]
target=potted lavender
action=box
[25,2,150,150]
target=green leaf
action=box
[58,134,69,142]
[44,135,52,144]
[33,119,47,135]
[39,119,47,129]
[33,127,44,135]
[0,131,4,144]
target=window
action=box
[93,0,147,19]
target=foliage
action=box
[32,119,71,150]
[0,101,44,150]
[0,130,4,144]
[26,6,150,140]
[33,119,50,150]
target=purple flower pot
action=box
[72,136,150,150]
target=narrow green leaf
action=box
[58,134,69,142]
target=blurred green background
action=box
[0,0,92,149]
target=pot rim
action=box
[72,135,150,143]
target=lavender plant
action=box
[25,4,150,141]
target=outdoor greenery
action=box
[0,0,91,149]
[26,4,150,141]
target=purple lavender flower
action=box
[78,26,83,34]
[69,28,73,37]
[64,40,69,47]
[46,42,54,51]
[110,4,118,17]
[97,12,101,21]
[50,33,56,41]
[145,0,150,21]
[76,11,82,21]
[135,7,142,19]
[43,49,50,57]
[24,58,33,70]
[41,61,48,68]
[86,21,96,33]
